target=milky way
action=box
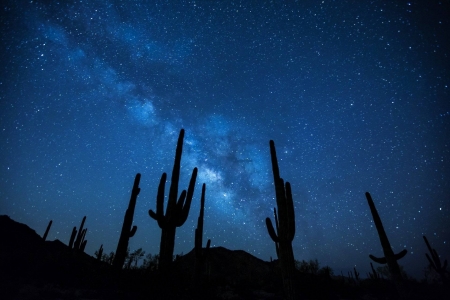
[1,0,449,279]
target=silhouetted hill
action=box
[1,215,448,299]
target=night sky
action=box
[1,0,449,279]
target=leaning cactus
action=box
[423,235,449,282]
[265,140,297,300]
[149,129,198,271]
[365,192,407,298]
[43,220,52,241]
[113,173,141,270]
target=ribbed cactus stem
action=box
[149,129,198,271]
[113,173,141,270]
[265,140,297,300]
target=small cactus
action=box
[113,173,141,270]
[43,220,52,241]
[96,244,104,261]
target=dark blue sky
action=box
[1,0,449,279]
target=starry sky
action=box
[1,0,449,279]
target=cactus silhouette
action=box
[423,235,449,282]
[69,226,77,248]
[365,192,407,298]
[265,140,297,300]
[96,244,104,261]
[113,173,141,270]
[149,129,198,270]
[194,183,211,282]
[69,216,87,252]
[43,220,52,241]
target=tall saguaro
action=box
[265,140,297,300]
[149,129,198,271]
[113,173,141,270]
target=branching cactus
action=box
[149,129,198,271]
[194,183,211,281]
[365,192,407,298]
[265,140,297,300]
[113,173,141,270]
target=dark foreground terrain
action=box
[0,215,447,299]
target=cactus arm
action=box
[265,217,280,242]
[285,182,295,240]
[149,173,167,227]
[369,255,387,264]
[179,168,198,220]
[395,249,408,260]
[130,225,137,237]
[167,129,184,215]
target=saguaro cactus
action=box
[365,192,407,297]
[43,220,52,241]
[73,216,87,250]
[149,129,198,271]
[423,235,449,282]
[113,173,141,270]
[265,140,297,300]
[194,183,211,282]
